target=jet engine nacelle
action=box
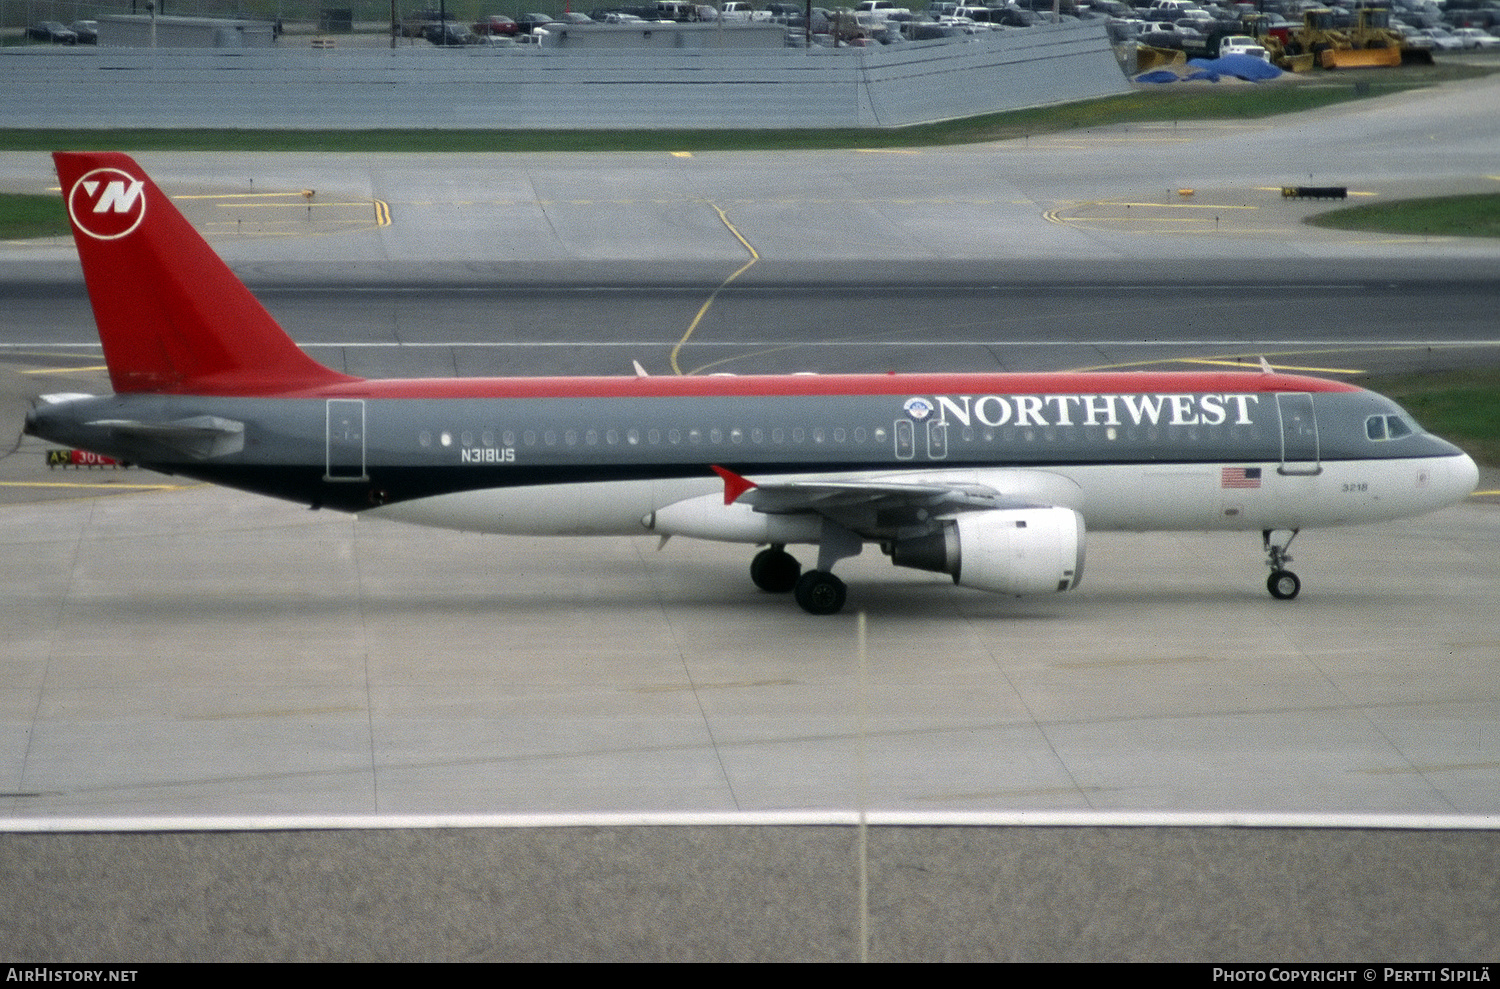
[888,507,1085,595]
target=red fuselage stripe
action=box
[292,371,1360,401]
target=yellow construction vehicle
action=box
[1323,6,1403,68]
[1250,7,1430,70]
[1345,6,1434,65]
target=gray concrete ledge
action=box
[3,825,1496,961]
[0,23,1129,129]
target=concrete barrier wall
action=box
[0,23,1130,130]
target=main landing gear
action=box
[1262,529,1301,600]
[750,544,849,616]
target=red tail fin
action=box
[53,151,358,395]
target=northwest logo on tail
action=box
[66,168,147,241]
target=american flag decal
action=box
[1222,466,1262,489]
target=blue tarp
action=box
[1187,53,1285,81]
[1136,53,1284,84]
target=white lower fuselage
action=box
[368,454,1478,540]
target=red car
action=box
[472,14,520,35]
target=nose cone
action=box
[1452,451,1480,502]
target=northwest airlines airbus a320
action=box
[25,152,1479,614]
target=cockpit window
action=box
[1367,414,1414,441]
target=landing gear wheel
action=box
[794,570,847,615]
[750,547,801,594]
[1267,569,1301,600]
[1262,529,1301,600]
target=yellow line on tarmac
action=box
[670,204,759,376]
[216,201,376,211]
[1177,357,1366,375]
[1081,201,1259,210]
[22,365,108,374]
[172,192,310,200]
[0,481,188,490]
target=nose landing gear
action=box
[1263,529,1301,600]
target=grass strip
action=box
[0,193,67,239]
[1307,192,1500,239]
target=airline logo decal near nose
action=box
[67,168,147,241]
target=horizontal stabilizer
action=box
[86,415,245,459]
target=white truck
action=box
[718,2,774,20]
[854,1,911,17]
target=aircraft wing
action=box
[710,465,1076,530]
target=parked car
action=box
[472,14,519,35]
[1419,26,1466,51]
[425,21,478,45]
[69,20,99,44]
[515,12,556,33]
[1450,27,1500,49]
[27,21,78,44]
[401,9,461,36]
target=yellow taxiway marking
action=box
[1079,201,1259,211]
[670,151,692,158]
[1176,357,1367,375]
[1473,491,1500,498]
[0,481,189,491]
[22,365,109,374]
[217,200,380,211]
[1067,353,1368,376]
[1065,343,1486,377]
[670,204,759,376]
[172,192,313,200]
